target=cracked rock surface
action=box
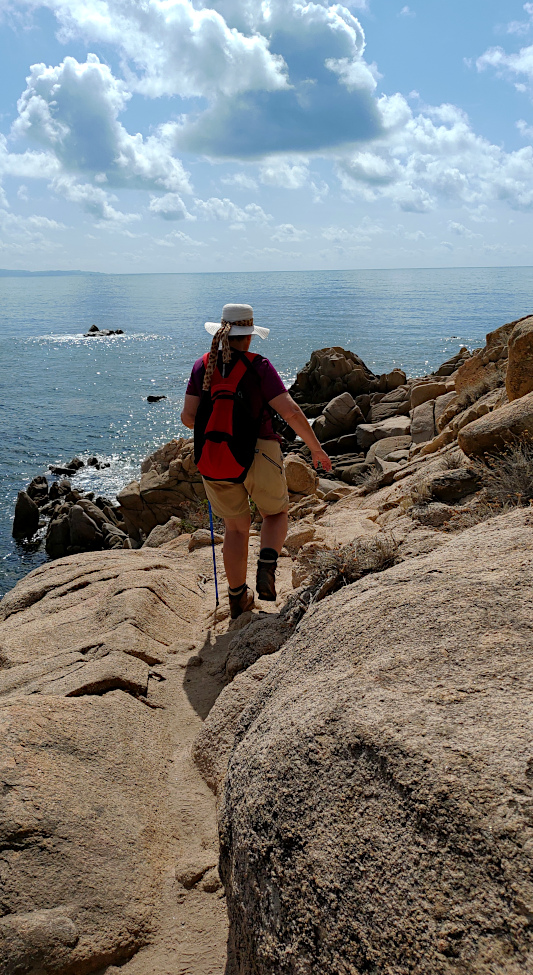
[0,544,232,975]
[219,509,533,975]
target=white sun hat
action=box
[204,303,269,340]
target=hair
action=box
[202,319,253,391]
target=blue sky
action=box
[1,0,533,272]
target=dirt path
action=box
[98,534,294,975]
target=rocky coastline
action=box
[2,314,533,975]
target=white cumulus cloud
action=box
[149,193,193,220]
[194,196,272,226]
[335,96,533,212]
[12,56,192,194]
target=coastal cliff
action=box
[1,316,533,974]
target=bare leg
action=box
[223,513,251,589]
[259,509,289,555]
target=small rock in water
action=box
[83,325,124,337]
[147,395,167,403]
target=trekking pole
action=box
[208,501,220,611]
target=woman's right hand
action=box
[311,447,332,472]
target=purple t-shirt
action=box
[186,351,286,441]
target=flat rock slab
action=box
[0,547,228,975]
[220,508,533,975]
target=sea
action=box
[1,266,532,597]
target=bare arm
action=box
[269,392,332,472]
[181,393,200,429]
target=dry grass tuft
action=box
[456,372,503,410]
[409,478,433,506]
[436,450,467,471]
[438,502,504,532]
[307,534,399,599]
[473,438,533,508]
[355,468,383,494]
[282,533,400,629]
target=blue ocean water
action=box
[1,266,532,596]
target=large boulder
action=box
[458,391,533,455]
[12,491,40,541]
[506,315,533,401]
[410,381,449,410]
[356,416,411,452]
[454,320,519,403]
[293,348,378,404]
[26,475,49,506]
[312,392,364,442]
[0,548,227,974]
[117,439,206,539]
[284,455,318,495]
[220,509,533,974]
[411,399,437,444]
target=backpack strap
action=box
[236,350,276,424]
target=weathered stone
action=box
[321,433,361,456]
[366,436,412,465]
[368,398,410,423]
[454,320,517,402]
[357,415,412,452]
[12,491,40,540]
[434,391,458,428]
[0,908,79,975]
[417,427,457,457]
[225,614,288,679]
[411,399,436,444]
[188,529,223,552]
[384,368,406,390]
[220,509,533,975]
[427,468,481,502]
[284,454,318,495]
[313,393,364,442]
[49,479,71,502]
[409,501,456,527]
[434,346,472,377]
[45,511,71,558]
[291,348,378,403]
[458,391,533,455]
[373,457,402,485]
[506,315,533,401]
[68,504,103,548]
[339,462,370,484]
[0,548,228,973]
[284,524,316,554]
[26,475,49,506]
[143,516,184,548]
[194,653,281,797]
[410,381,448,410]
[118,439,206,538]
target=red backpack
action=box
[194,351,267,483]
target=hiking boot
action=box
[228,584,255,620]
[256,549,278,601]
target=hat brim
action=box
[204,322,269,340]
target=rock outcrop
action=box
[219,509,533,975]
[458,391,533,456]
[117,439,206,539]
[506,315,533,401]
[0,544,229,975]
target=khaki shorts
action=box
[203,439,289,520]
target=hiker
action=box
[181,303,332,618]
